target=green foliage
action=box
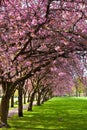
[2,97,87,130]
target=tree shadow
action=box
[5,97,87,130]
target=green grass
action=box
[2,97,87,130]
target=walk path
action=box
[8,102,36,118]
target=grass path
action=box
[8,102,36,118]
[8,104,28,118]
[3,97,87,130]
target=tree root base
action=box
[0,122,11,128]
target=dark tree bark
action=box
[27,91,30,103]
[0,96,10,127]
[0,81,11,127]
[11,95,14,107]
[27,93,30,103]
[24,92,26,104]
[37,92,42,106]
[28,91,36,111]
[18,85,23,117]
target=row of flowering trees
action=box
[0,0,87,127]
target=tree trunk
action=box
[27,92,30,103]
[76,87,78,97]
[79,92,80,97]
[42,91,49,103]
[41,96,44,104]
[37,92,41,106]
[24,92,26,104]
[0,96,10,127]
[18,85,23,117]
[11,95,14,107]
[28,92,35,111]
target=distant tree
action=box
[0,0,87,127]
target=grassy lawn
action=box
[2,97,87,130]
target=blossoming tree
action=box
[0,0,87,127]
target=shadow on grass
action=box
[2,97,87,130]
